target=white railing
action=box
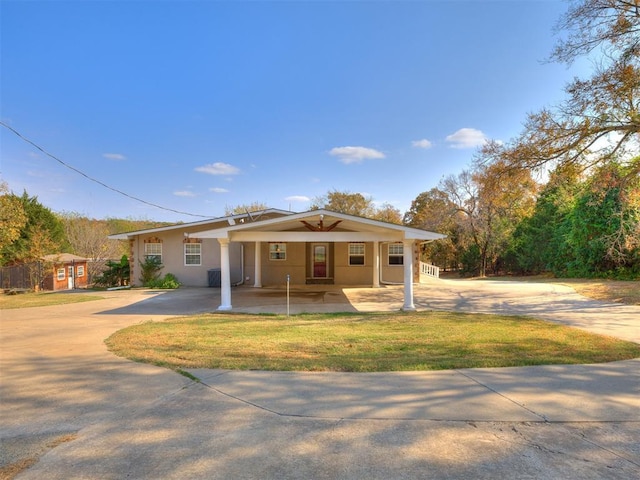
[420,262,440,279]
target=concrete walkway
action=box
[1,280,639,479]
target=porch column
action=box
[217,238,232,311]
[372,240,380,287]
[402,239,416,311]
[253,241,262,287]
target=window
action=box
[185,243,201,266]
[145,242,162,263]
[57,268,65,281]
[77,265,85,277]
[388,243,404,265]
[349,243,365,266]
[269,243,286,260]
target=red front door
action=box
[313,245,327,278]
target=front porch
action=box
[194,209,446,313]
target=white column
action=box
[402,239,416,311]
[373,240,380,287]
[253,241,262,287]
[217,238,232,311]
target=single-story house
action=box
[109,209,446,311]
[42,253,89,291]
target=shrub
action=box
[139,256,163,285]
[94,255,130,287]
[146,273,181,289]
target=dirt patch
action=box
[0,432,77,480]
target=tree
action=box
[224,202,270,216]
[371,203,403,224]
[440,159,537,277]
[506,60,640,173]
[565,161,640,276]
[507,165,582,275]
[404,188,461,269]
[497,0,640,176]
[550,0,640,64]
[0,181,27,253]
[59,212,124,260]
[0,191,69,266]
[310,190,376,217]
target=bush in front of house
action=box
[139,257,180,289]
[146,273,181,289]
[94,255,130,288]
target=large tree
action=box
[0,191,69,266]
[0,181,27,254]
[404,187,463,269]
[439,160,537,277]
[310,190,376,217]
[499,0,640,175]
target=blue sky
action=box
[1,0,587,222]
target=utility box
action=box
[207,268,221,287]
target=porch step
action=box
[305,278,335,285]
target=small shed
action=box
[42,254,89,291]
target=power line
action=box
[1,122,211,218]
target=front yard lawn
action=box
[105,311,640,372]
[0,291,104,309]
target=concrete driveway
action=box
[1,280,639,479]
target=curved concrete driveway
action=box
[1,280,639,479]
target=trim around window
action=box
[144,242,163,264]
[269,243,287,260]
[184,242,202,266]
[57,268,65,281]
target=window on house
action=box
[77,265,85,277]
[57,268,65,281]
[185,243,202,266]
[145,243,162,263]
[388,243,404,265]
[269,243,287,260]
[349,243,365,266]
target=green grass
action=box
[105,311,640,372]
[0,291,104,309]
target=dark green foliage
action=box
[139,256,163,286]
[460,244,481,277]
[146,272,181,289]
[507,162,639,279]
[1,191,69,265]
[94,255,130,287]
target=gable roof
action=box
[42,253,89,263]
[108,208,293,240]
[194,209,446,242]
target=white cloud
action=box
[445,128,489,149]
[329,146,385,164]
[411,139,433,149]
[285,195,310,202]
[209,187,229,193]
[195,162,241,175]
[103,153,126,161]
[173,190,196,197]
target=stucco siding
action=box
[260,241,306,285]
[333,242,374,285]
[130,230,243,287]
[380,243,405,283]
